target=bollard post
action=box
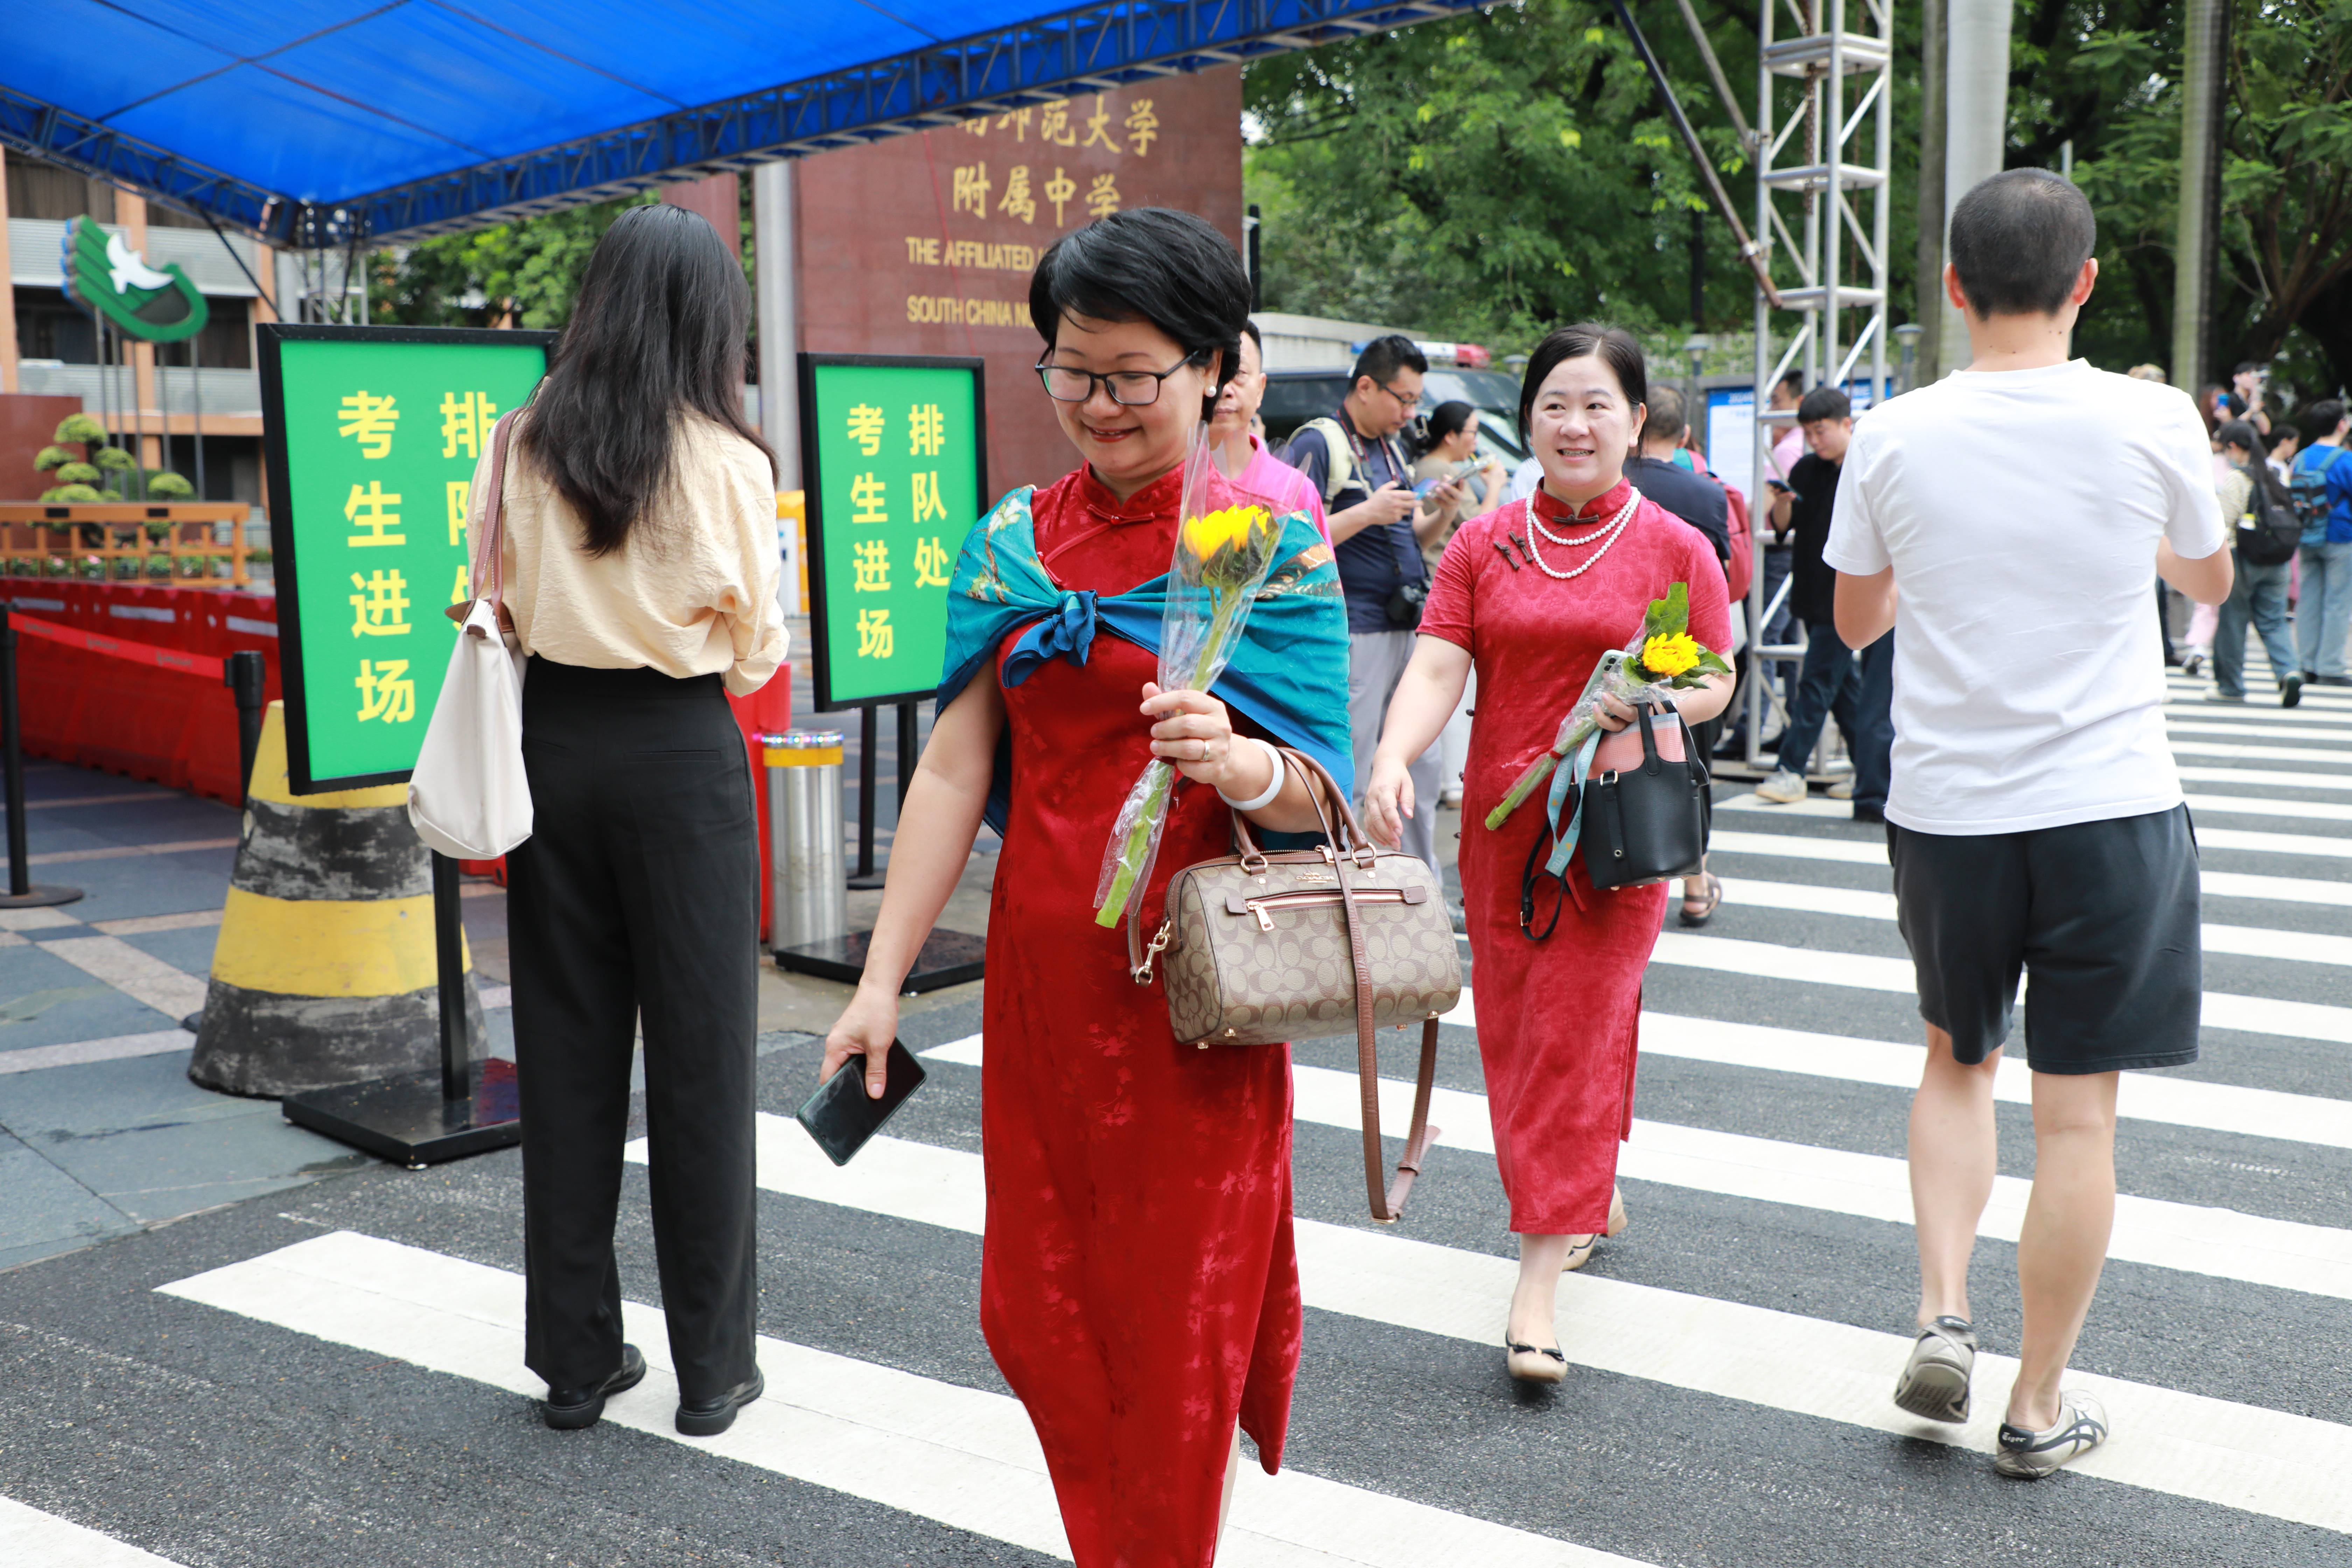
[0,603,84,909]
[766,730,848,951]
[223,650,266,806]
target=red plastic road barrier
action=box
[13,612,227,680]
[13,582,282,805]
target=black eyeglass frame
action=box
[1373,379,1424,413]
[1033,350,1208,407]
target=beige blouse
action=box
[471,412,786,697]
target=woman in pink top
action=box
[1209,321,1330,540]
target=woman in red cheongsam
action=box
[823,209,1350,1565]
[1362,324,1734,1385]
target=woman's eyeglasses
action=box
[1035,351,1205,407]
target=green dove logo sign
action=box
[61,215,209,343]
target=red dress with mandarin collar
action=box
[1418,480,1733,1234]
[979,462,1303,1568]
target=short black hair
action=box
[1352,334,1428,388]
[1948,169,2097,317]
[1518,323,1647,442]
[1424,400,1478,443]
[1646,385,1687,442]
[2234,361,2262,377]
[1776,370,1804,396]
[1797,385,1851,424]
[2306,398,2348,436]
[1240,318,1263,351]
[2215,418,2261,455]
[1030,208,1251,420]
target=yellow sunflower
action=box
[1640,630,1703,678]
[1180,503,1267,564]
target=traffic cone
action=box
[189,701,483,1097]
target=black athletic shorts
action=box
[1885,804,2202,1074]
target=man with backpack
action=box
[2291,399,2352,685]
[1282,335,1463,867]
[2210,418,2307,706]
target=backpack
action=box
[1722,482,1755,604]
[2289,446,2347,539]
[2237,472,2303,567]
[1288,416,1361,506]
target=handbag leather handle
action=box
[446,410,522,632]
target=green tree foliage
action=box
[1244,0,1925,349]
[369,192,662,329]
[2030,0,2352,390]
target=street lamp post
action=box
[1893,322,1924,395]
[1682,332,1712,449]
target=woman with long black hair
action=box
[477,201,784,1437]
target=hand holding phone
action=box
[797,1040,927,1166]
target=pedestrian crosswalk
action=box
[6,661,2348,1566]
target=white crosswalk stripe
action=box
[600,1114,2352,1533]
[0,1498,186,1567]
[159,1231,1654,1568]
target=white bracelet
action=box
[1217,737,1287,812]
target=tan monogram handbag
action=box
[1127,750,1463,1222]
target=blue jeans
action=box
[1850,630,1894,810]
[2214,555,2298,697]
[2296,540,2352,677]
[1777,617,1858,776]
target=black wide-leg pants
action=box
[507,658,760,1401]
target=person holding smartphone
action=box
[822,209,1350,1568]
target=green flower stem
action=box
[1094,592,1238,928]
[1482,716,1598,832]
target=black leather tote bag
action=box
[1581,702,1709,890]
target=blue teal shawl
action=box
[936,485,1352,834]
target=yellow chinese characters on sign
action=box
[856,609,893,659]
[851,474,889,527]
[440,390,497,460]
[355,659,416,723]
[852,540,891,593]
[344,482,405,547]
[348,570,412,637]
[337,392,398,458]
[951,163,992,219]
[913,536,952,588]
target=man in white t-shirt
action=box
[1824,169,2233,1481]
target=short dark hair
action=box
[1518,323,1647,442]
[1776,370,1804,396]
[1030,208,1251,420]
[1352,334,1428,388]
[2305,398,2348,436]
[2234,361,2262,377]
[1948,169,2096,317]
[1240,318,1263,352]
[1797,385,1851,424]
[1424,400,1478,442]
[1645,385,1687,443]
[2218,419,2292,504]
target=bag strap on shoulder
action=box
[1296,416,1357,505]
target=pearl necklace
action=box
[1524,488,1640,580]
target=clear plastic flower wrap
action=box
[1093,427,1283,927]
[1483,582,1732,831]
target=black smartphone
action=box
[796,1041,926,1166]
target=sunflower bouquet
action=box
[1095,429,1283,927]
[1484,582,1732,831]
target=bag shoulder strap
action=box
[1296,417,1357,505]
[474,410,523,608]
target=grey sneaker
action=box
[1754,768,1808,804]
[1993,1392,2109,1479]
[1892,1316,1976,1423]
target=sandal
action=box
[1505,1339,1568,1384]
[1678,872,1723,927]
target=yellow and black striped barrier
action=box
[189,701,483,1097]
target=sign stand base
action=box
[282,853,522,1169]
[776,927,985,994]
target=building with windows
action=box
[2,148,272,503]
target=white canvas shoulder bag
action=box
[409,410,532,859]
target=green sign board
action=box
[260,325,554,793]
[797,354,987,709]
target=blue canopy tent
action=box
[1,0,1481,245]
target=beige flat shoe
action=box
[1505,1339,1568,1384]
[1561,1188,1630,1272]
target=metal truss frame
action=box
[0,0,1480,248]
[1739,0,1894,776]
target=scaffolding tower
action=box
[1742,0,1894,772]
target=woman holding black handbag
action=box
[1363,324,1732,1384]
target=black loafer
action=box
[676,1369,764,1437]
[542,1343,646,1430]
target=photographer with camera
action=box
[1283,334,1463,866]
